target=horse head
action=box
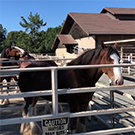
[1,45,25,60]
[101,43,123,85]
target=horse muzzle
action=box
[110,78,124,86]
[114,78,124,85]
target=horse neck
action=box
[81,65,103,86]
[73,49,105,86]
[85,50,106,84]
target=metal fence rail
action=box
[1,106,135,126]
[1,63,135,75]
[0,64,135,134]
[0,84,135,99]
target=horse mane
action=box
[67,47,101,65]
[106,45,120,59]
[21,51,35,59]
[67,46,119,66]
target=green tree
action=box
[2,31,31,52]
[19,12,47,52]
[4,31,19,45]
[0,24,7,51]
[34,30,46,53]
[43,25,62,52]
[16,31,31,52]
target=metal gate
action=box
[0,62,135,134]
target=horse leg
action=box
[44,101,52,114]
[20,97,32,134]
[68,102,79,133]
[1,79,9,105]
[11,76,19,93]
[44,101,63,114]
[58,103,64,113]
[0,78,3,104]
[76,103,88,133]
[0,81,4,104]
[20,97,42,135]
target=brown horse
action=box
[0,45,25,104]
[18,43,123,135]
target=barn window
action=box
[66,45,77,54]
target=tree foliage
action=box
[20,12,47,34]
[19,12,47,52]
[0,24,7,51]
[39,25,62,53]
[0,12,62,53]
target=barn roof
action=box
[100,7,135,15]
[52,7,135,50]
[52,34,78,50]
[60,7,135,35]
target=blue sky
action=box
[0,0,135,33]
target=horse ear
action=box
[101,42,107,50]
[114,42,118,49]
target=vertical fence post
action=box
[51,67,58,117]
[110,90,115,128]
[120,46,123,63]
[128,55,131,75]
[109,80,115,128]
[130,53,133,63]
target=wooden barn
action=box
[52,7,135,58]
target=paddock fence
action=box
[121,53,135,75]
[0,62,135,135]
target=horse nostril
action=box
[115,79,124,85]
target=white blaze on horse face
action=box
[110,53,123,85]
[13,46,25,55]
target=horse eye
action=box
[15,50,19,53]
[107,57,112,62]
